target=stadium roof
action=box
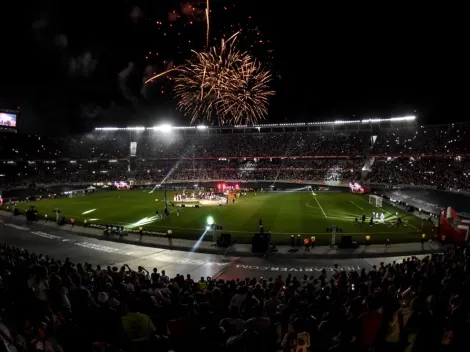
[94,115,416,131]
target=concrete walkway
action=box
[0,211,446,259]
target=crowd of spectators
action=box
[2,124,469,161]
[1,243,470,351]
[366,158,470,190]
[134,159,360,183]
[372,125,470,155]
[0,159,360,190]
[0,131,366,160]
[2,123,470,190]
[4,155,470,191]
[2,124,470,160]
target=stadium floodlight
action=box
[361,115,416,124]
[334,120,361,124]
[95,127,120,131]
[94,127,146,131]
[119,127,145,131]
[153,124,172,132]
[94,115,418,131]
[207,216,214,225]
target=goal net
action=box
[67,189,86,198]
[369,195,383,207]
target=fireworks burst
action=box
[219,59,274,125]
[145,0,275,125]
[174,34,274,125]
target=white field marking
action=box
[3,223,29,231]
[30,231,62,240]
[306,203,359,218]
[349,201,363,210]
[75,242,120,253]
[305,202,321,210]
[314,196,328,218]
[406,222,420,231]
[304,213,352,221]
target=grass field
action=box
[3,190,434,245]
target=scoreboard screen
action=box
[0,109,18,131]
[0,112,16,127]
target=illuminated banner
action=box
[130,142,137,156]
[349,182,371,194]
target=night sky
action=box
[0,1,465,133]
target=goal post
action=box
[68,189,86,198]
[369,195,383,207]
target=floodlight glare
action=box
[151,124,173,132]
[196,125,207,130]
[158,124,172,132]
[206,216,214,225]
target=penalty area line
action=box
[314,196,328,218]
[349,201,363,210]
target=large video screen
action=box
[114,181,130,190]
[0,112,17,128]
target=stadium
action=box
[3,2,470,351]
[1,115,469,245]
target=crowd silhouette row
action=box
[1,243,470,351]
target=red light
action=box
[235,184,239,189]
[222,183,226,189]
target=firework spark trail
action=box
[205,0,210,48]
[200,65,207,100]
[145,68,179,84]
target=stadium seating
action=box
[1,122,470,190]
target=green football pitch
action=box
[5,190,433,245]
